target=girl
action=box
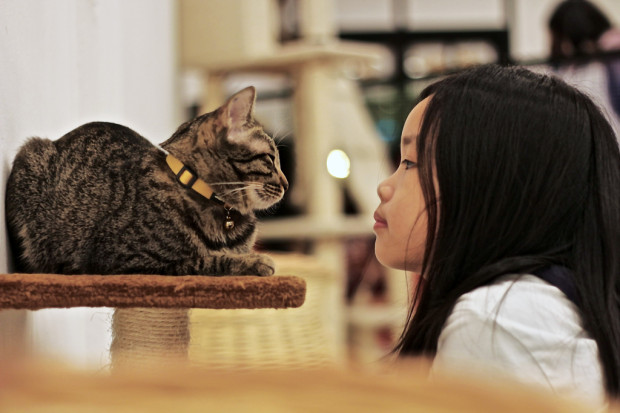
[374,64,620,406]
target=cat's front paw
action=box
[245,253,275,277]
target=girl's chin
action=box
[374,250,404,270]
[375,249,421,272]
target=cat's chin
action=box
[231,199,283,215]
[229,187,284,213]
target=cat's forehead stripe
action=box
[247,126,265,137]
[247,138,271,154]
[246,127,274,153]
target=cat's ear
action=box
[219,86,256,142]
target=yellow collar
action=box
[165,154,224,204]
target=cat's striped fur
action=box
[6,87,287,276]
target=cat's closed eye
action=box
[264,153,275,165]
[235,154,272,163]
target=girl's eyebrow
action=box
[401,134,417,147]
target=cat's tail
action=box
[6,137,59,272]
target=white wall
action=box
[0,0,178,366]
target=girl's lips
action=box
[373,211,387,230]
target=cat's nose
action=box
[280,174,289,192]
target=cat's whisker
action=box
[275,135,290,146]
[223,189,250,196]
[272,128,291,145]
[209,181,264,186]
[223,183,263,189]
[221,185,262,196]
[271,127,282,143]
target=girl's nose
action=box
[377,180,393,202]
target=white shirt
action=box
[432,274,605,407]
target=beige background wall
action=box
[0,0,179,365]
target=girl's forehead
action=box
[400,96,432,151]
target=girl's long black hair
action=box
[393,64,620,398]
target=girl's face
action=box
[374,97,431,272]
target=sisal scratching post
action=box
[111,308,190,367]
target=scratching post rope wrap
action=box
[111,308,190,367]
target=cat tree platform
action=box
[0,273,306,310]
[0,272,307,366]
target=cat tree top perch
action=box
[0,273,306,310]
[0,272,307,366]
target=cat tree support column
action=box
[293,0,344,278]
[293,62,343,275]
[291,61,347,363]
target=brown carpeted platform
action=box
[0,273,306,310]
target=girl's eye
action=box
[402,160,417,170]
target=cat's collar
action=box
[165,154,236,231]
[165,154,224,205]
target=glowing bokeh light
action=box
[326,149,350,179]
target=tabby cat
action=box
[5,87,288,276]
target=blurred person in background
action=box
[548,0,620,139]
